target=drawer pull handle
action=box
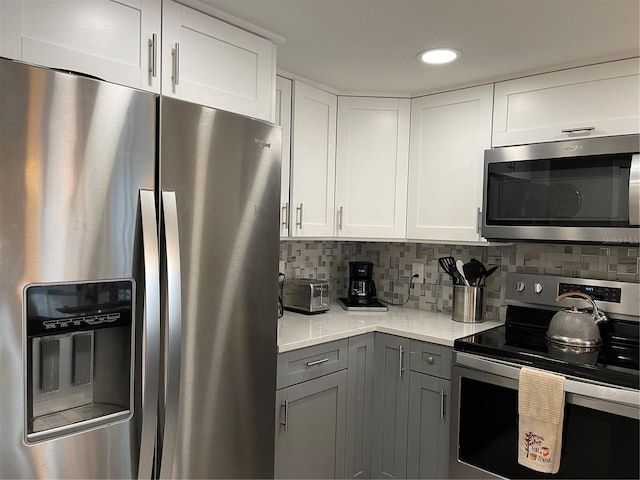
[306,358,329,367]
[427,356,435,365]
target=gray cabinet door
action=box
[346,334,375,479]
[275,370,348,479]
[406,371,451,479]
[371,334,410,479]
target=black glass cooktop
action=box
[454,306,640,390]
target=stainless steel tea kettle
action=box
[546,291,608,348]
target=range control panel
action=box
[506,273,639,318]
[558,283,621,303]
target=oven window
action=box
[458,377,639,479]
[486,154,633,226]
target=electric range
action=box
[454,273,640,389]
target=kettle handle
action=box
[556,291,606,324]
[555,291,594,303]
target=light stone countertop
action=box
[277,302,503,353]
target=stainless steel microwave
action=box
[482,134,640,244]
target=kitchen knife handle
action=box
[159,191,183,480]
[399,344,405,378]
[172,43,180,85]
[137,189,160,480]
[148,33,157,78]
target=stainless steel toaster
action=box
[282,278,330,314]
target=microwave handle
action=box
[630,153,640,226]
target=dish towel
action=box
[518,367,566,474]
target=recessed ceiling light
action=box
[417,48,461,65]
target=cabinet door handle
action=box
[440,390,446,420]
[282,203,289,229]
[476,207,482,234]
[296,203,303,229]
[399,345,405,378]
[280,400,288,431]
[306,358,329,367]
[338,206,344,230]
[148,33,157,78]
[171,43,180,85]
[561,126,595,134]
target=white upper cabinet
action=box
[407,85,493,243]
[290,81,337,238]
[276,76,292,238]
[492,58,640,146]
[162,0,276,122]
[335,97,410,239]
[0,0,161,93]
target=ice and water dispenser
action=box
[25,280,134,442]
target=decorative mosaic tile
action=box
[280,240,640,319]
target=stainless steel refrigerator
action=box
[0,58,281,479]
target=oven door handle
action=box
[454,352,640,408]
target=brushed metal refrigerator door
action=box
[0,59,157,478]
[159,97,281,478]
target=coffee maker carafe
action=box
[348,261,377,305]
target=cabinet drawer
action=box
[409,340,452,380]
[277,339,348,389]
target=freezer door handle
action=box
[159,190,183,480]
[138,189,161,480]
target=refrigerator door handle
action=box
[138,190,161,480]
[159,191,183,480]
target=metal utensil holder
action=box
[452,285,485,323]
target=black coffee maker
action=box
[347,261,377,305]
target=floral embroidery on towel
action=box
[524,431,552,464]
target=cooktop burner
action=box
[455,273,640,390]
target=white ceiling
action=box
[201,0,640,95]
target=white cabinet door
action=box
[0,0,161,93]
[290,81,337,238]
[335,97,410,239]
[162,0,276,122]
[493,58,640,146]
[407,85,493,243]
[276,76,292,238]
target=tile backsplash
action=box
[280,240,639,320]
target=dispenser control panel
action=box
[26,281,133,337]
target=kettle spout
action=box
[593,310,609,325]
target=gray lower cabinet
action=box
[345,334,375,479]
[371,334,410,479]
[275,369,348,479]
[406,371,451,479]
[276,334,452,480]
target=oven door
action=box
[450,353,640,479]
